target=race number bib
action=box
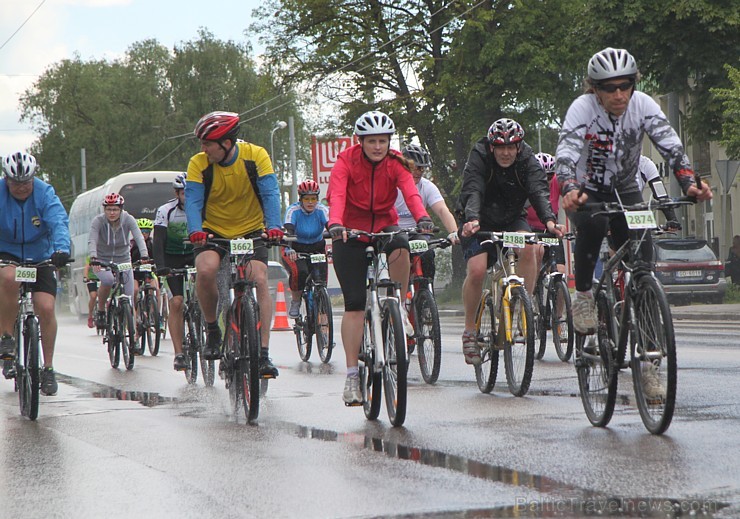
[409,240,429,253]
[186,267,198,275]
[541,237,559,246]
[625,210,657,230]
[309,254,327,264]
[138,263,152,272]
[117,262,133,272]
[503,232,526,248]
[230,238,254,255]
[15,267,37,283]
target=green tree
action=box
[712,65,740,160]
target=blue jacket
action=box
[0,178,70,261]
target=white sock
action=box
[347,366,359,378]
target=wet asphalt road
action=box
[0,313,738,518]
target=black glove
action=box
[156,267,171,277]
[50,251,70,268]
[328,224,346,240]
[416,216,434,233]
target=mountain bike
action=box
[1,258,69,420]
[406,235,451,384]
[348,229,409,427]
[134,263,161,356]
[169,266,213,386]
[285,244,334,364]
[574,197,694,434]
[91,259,137,371]
[533,233,575,362]
[159,283,169,340]
[472,231,537,396]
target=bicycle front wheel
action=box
[194,308,214,387]
[534,273,548,360]
[474,294,499,394]
[631,276,676,435]
[19,317,40,420]
[295,293,312,362]
[382,299,407,427]
[503,286,535,396]
[414,289,441,384]
[238,295,261,423]
[183,308,198,385]
[551,278,574,362]
[575,289,618,427]
[106,308,120,369]
[120,299,136,370]
[361,308,381,420]
[314,287,334,364]
[146,292,161,356]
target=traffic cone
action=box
[272,281,291,331]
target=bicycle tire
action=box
[503,286,535,396]
[194,308,214,387]
[183,308,198,384]
[361,308,382,420]
[295,293,312,362]
[382,299,407,426]
[19,317,40,420]
[224,309,240,415]
[575,289,618,427]
[146,291,161,356]
[314,287,334,364]
[551,278,574,362]
[238,295,261,423]
[414,289,441,384]
[135,294,146,355]
[534,271,548,361]
[107,307,120,369]
[631,275,676,435]
[120,299,136,370]
[474,293,499,394]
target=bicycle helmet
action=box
[172,172,187,190]
[102,193,125,206]
[587,47,638,82]
[194,111,240,141]
[402,144,432,168]
[137,218,154,231]
[535,152,555,175]
[354,111,396,136]
[298,180,320,196]
[2,151,37,182]
[487,118,525,146]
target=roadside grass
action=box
[725,283,740,303]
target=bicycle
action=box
[91,259,137,371]
[1,258,69,420]
[574,196,694,434]
[134,263,161,356]
[284,242,334,364]
[159,283,169,339]
[472,231,537,396]
[347,229,409,427]
[169,267,214,386]
[533,233,575,362]
[405,235,451,384]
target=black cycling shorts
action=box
[0,253,56,296]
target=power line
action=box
[0,0,47,52]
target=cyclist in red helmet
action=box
[186,110,283,378]
[281,179,329,318]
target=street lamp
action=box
[270,120,288,209]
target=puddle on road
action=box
[56,373,175,408]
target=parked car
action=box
[267,260,290,302]
[653,238,726,304]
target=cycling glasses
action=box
[300,196,319,203]
[597,80,634,93]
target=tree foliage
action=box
[712,65,740,159]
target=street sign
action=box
[715,160,740,194]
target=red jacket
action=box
[327,144,428,232]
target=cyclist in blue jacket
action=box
[0,152,71,396]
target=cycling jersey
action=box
[636,155,659,191]
[526,175,560,232]
[0,178,70,262]
[284,201,329,244]
[327,143,428,232]
[394,178,444,229]
[556,91,695,196]
[153,198,193,259]
[185,141,281,238]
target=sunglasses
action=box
[597,80,634,93]
[301,196,318,203]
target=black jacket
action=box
[457,139,555,229]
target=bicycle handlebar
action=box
[577,196,695,215]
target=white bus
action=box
[67,171,181,316]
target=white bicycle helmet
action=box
[354,111,396,136]
[2,151,37,182]
[535,152,555,175]
[173,172,187,190]
[587,47,638,82]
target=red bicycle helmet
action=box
[194,111,240,141]
[102,193,125,206]
[487,118,525,146]
[298,180,320,196]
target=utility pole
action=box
[289,116,298,204]
[81,148,87,192]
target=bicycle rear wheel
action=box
[238,295,261,423]
[534,273,549,360]
[314,287,334,364]
[575,289,618,427]
[474,293,499,393]
[146,292,161,356]
[551,278,574,362]
[631,275,676,435]
[361,308,381,420]
[503,286,535,396]
[18,317,40,420]
[382,299,407,426]
[294,293,312,362]
[120,300,136,370]
[414,289,441,384]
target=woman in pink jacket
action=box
[327,110,432,406]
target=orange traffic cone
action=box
[272,281,291,331]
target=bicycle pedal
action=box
[260,374,276,380]
[344,401,363,407]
